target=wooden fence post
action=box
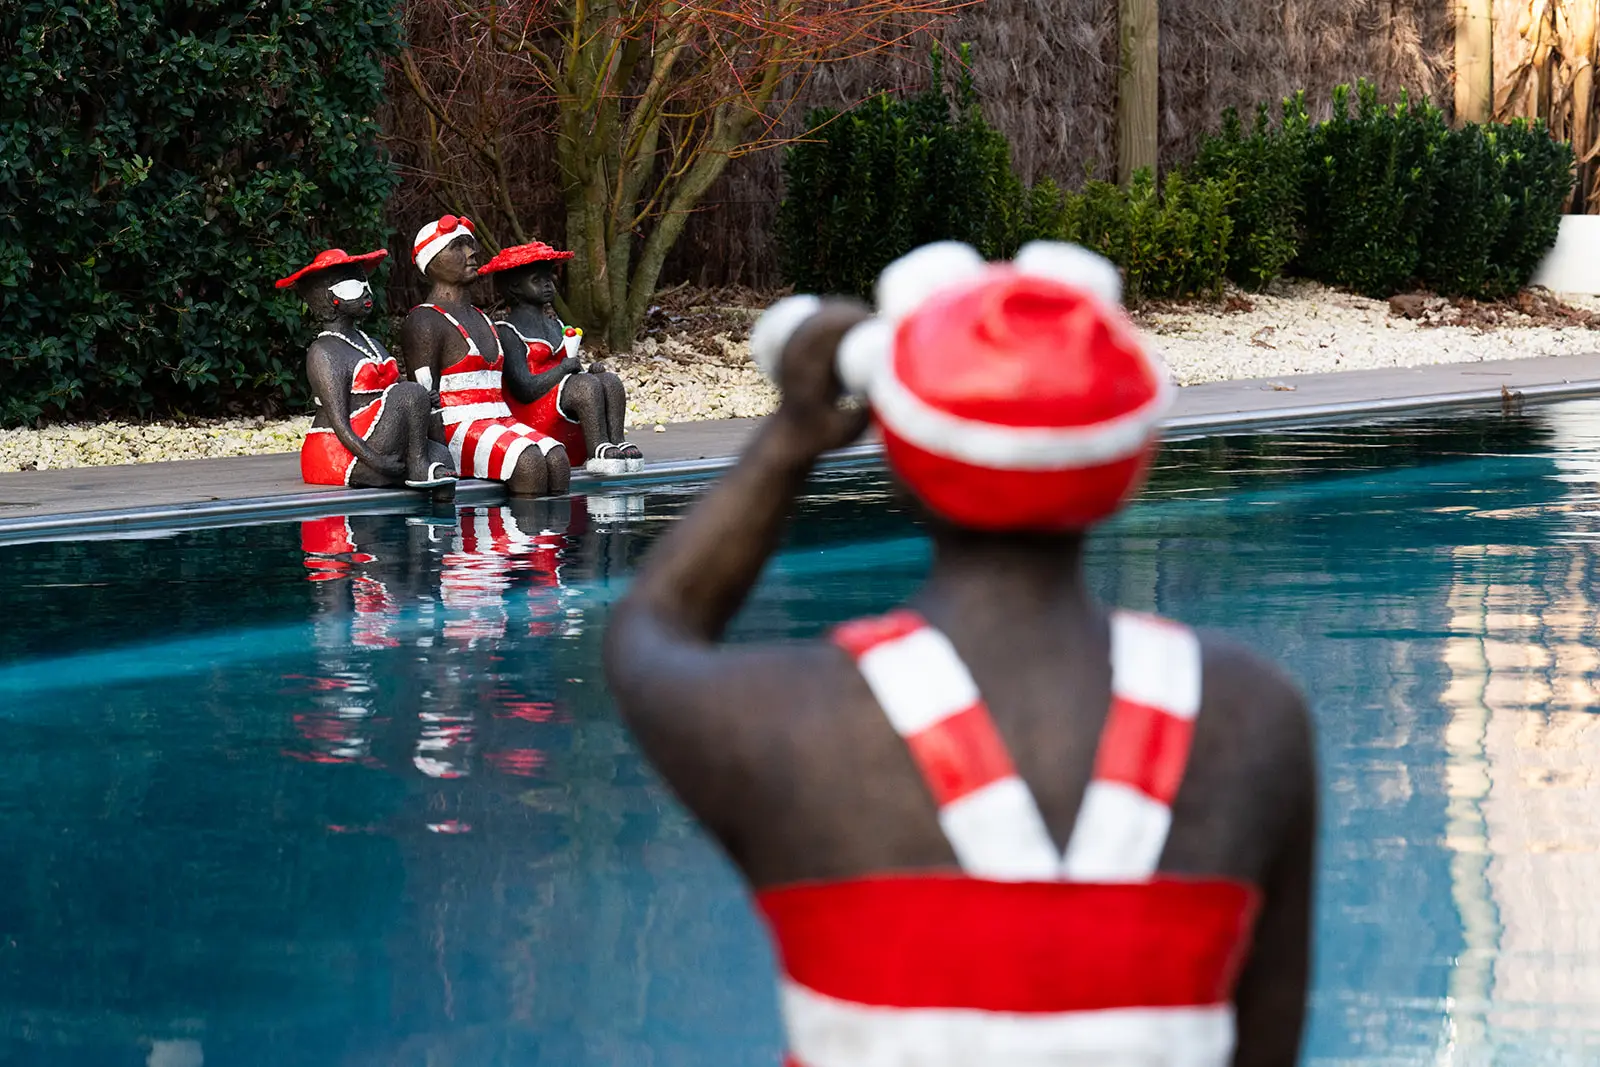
[1116,0,1159,183]
[1454,0,1493,124]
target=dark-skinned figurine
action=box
[279,249,456,491]
[603,241,1317,1067]
[477,241,642,475]
[400,216,571,496]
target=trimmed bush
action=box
[1061,170,1233,304]
[1473,119,1572,297]
[1418,123,1513,297]
[777,46,1043,297]
[1297,81,1446,297]
[0,0,400,426]
[1192,97,1309,290]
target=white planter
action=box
[1532,214,1600,295]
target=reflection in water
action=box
[1437,406,1600,1064]
[16,405,1600,1064]
[293,499,625,822]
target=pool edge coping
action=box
[3,376,1597,545]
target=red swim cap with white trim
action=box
[756,242,1172,531]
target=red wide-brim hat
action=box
[275,248,389,289]
[478,240,575,275]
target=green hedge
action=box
[783,70,1573,307]
[1197,81,1573,299]
[1058,170,1233,303]
[1191,98,1308,290]
[0,0,400,427]
[777,46,1056,298]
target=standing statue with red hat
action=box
[604,241,1317,1067]
[279,248,457,490]
[478,240,643,475]
[400,216,571,496]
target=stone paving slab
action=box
[2,351,1598,543]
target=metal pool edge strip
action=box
[2,378,1598,545]
[1159,376,1600,434]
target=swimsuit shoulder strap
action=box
[1060,610,1203,883]
[492,318,552,348]
[831,611,1060,881]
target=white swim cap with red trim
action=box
[412,215,477,276]
[753,241,1173,531]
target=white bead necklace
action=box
[317,328,384,364]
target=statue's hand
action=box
[560,356,583,376]
[771,298,871,456]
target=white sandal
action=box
[618,442,643,473]
[406,461,458,489]
[584,443,628,476]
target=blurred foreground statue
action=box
[279,248,456,491]
[604,241,1317,1067]
[479,241,642,475]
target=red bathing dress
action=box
[301,330,404,486]
[756,609,1261,1067]
[497,318,588,460]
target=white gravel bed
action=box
[1142,280,1600,386]
[3,281,1597,473]
[0,416,313,473]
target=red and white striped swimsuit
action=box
[756,609,1260,1067]
[415,303,561,481]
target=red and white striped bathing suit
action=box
[300,330,403,486]
[415,304,562,481]
[755,609,1260,1067]
[440,506,567,648]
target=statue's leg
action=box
[352,382,445,487]
[595,370,629,443]
[506,445,550,497]
[545,443,571,494]
[507,440,569,497]
[557,372,611,457]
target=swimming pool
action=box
[5,399,1600,1066]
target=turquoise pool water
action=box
[7,400,1600,1065]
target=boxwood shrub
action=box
[0,0,400,426]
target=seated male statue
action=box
[400,215,570,496]
[604,241,1318,1067]
[279,248,455,490]
[478,240,642,474]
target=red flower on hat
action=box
[275,248,388,289]
[478,240,575,275]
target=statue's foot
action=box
[585,443,628,476]
[618,442,643,473]
[406,461,458,489]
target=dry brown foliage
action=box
[386,0,964,348]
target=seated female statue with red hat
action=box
[279,248,456,490]
[400,215,570,496]
[477,241,642,475]
[604,242,1317,1067]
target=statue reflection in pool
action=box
[279,248,457,491]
